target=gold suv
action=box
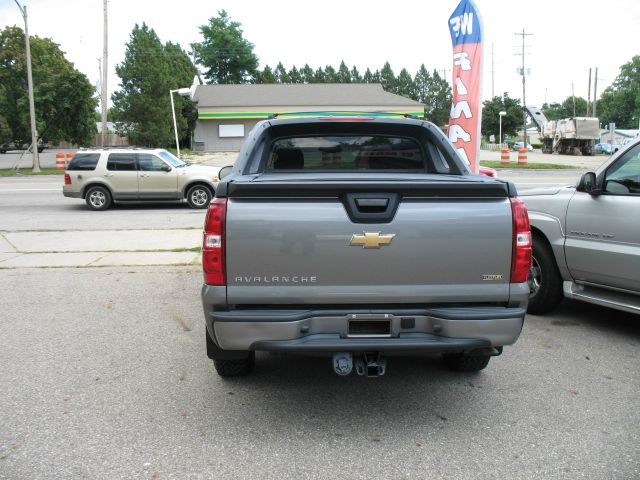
[62,148,220,210]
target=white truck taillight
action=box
[202,197,227,285]
[509,197,532,283]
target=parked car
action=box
[522,138,640,315]
[593,142,615,155]
[62,147,220,210]
[0,141,48,154]
[201,115,532,377]
[512,141,534,152]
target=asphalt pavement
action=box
[1,152,638,479]
[0,267,638,479]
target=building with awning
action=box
[192,84,425,151]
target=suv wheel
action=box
[85,186,112,211]
[186,184,212,209]
[442,352,491,372]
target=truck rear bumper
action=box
[202,298,525,352]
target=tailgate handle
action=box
[355,198,388,212]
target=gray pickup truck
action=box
[201,116,532,377]
[523,137,640,315]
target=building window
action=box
[219,124,245,138]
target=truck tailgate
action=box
[224,179,513,305]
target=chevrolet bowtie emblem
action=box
[350,232,396,249]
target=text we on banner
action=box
[447,0,483,174]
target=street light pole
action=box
[170,88,191,159]
[499,111,507,146]
[14,1,40,172]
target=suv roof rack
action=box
[78,145,158,151]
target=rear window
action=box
[66,153,100,171]
[106,153,137,171]
[266,136,426,171]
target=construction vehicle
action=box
[525,106,599,155]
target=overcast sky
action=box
[2,0,639,111]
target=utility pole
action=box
[587,68,592,117]
[101,0,108,146]
[14,1,40,172]
[515,29,532,145]
[593,67,599,118]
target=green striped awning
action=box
[198,110,425,120]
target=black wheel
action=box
[214,354,255,377]
[186,184,213,209]
[443,352,491,372]
[0,149,6,154]
[527,235,563,314]
[85,185,112,211]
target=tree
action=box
[379,62,396,92]
[542,96,588,120]
[313,66,326,83]
[324,65,337,83]
[350,66,362,83]
[425,70,452,127]
[192,10,258,84]
[301,64,315,83]
[111,23,196,147]
[337,61,351,83]
[0,26,97,146]
[481,93,522,141]
[597,55,640,128]
[274,62,290,83]
[288,66,303,83]
[395,68,413,98]
[255,65,276,84]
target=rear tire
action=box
[85,185,112,211]
[214,354,255,377]
[186,184,213,209]
[527,235,563,314]
[443,352,491,372]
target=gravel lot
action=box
[1,266,638,479]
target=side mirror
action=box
[162,164,172,172]
[577,172,600,195]
[218,165,233,180]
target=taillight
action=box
[64,174,71,185]
[510,197,532,283]
[202,197,227,285]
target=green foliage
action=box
[379,62,396,92]
[111,23,196,147]
[0,114,11,144]
[597,55,640,128]
[192,10,258,84]
[481,93,523,141]
[0,26,97,146]
[542,96,588,120]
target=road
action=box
[1,171,638,479]
[0,267,638,479]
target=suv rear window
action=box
[67,153,100,171]
[107,153,137,171]
[266,136,426,171]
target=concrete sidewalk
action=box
[0,229,201,269]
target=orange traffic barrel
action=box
[65,152,74,166]
[517,147,528,165]
[55,153,66,170]
[500,147,510,164]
